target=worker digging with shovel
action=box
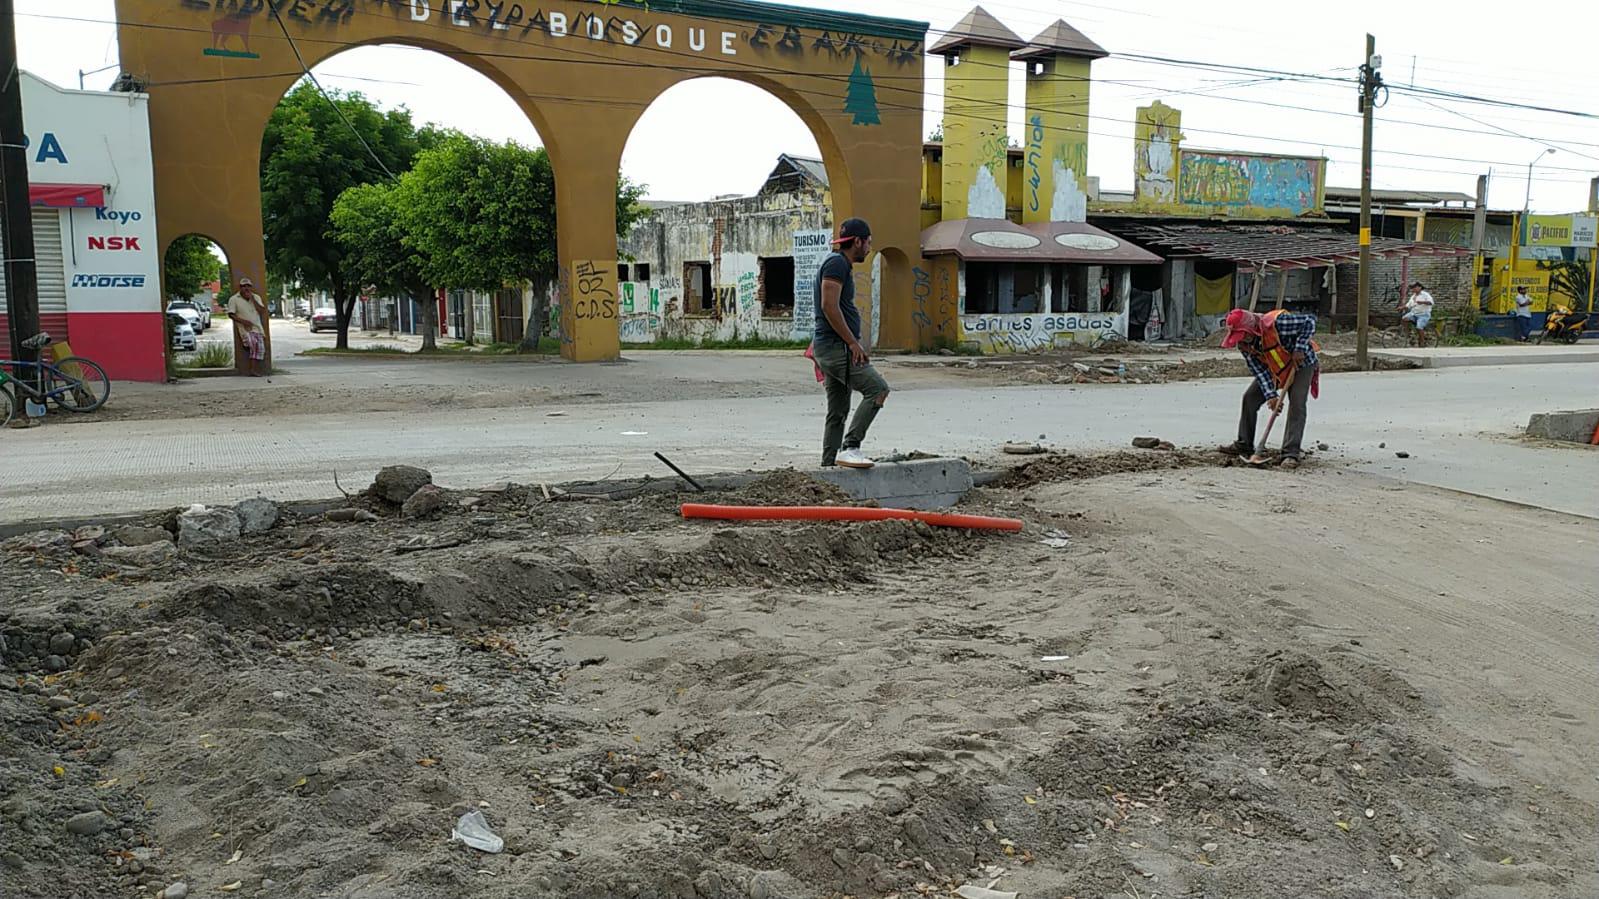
[1216,307,1321,469]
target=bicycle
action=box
[0,333,111,427]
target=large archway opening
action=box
[254,44,555,360]
[616,76,854,349]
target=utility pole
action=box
[1355,34,1380,370]
[1470,174,1488,310]
[1,0,43,393]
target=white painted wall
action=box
[20,72,160,317]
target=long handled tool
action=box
[1247,406,1283,465]
[1247,366,1296,466]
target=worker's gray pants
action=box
[1238,363,1315,459]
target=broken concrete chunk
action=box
[103,542,179,567]
[236,497,280,534]
[371,465,433,504]
[111,525,173,547]
[1132,436,1163,449]
[324,508,379,523]
[402,485,449,520]
[177,507,241,548]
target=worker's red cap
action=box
[1220,308,1259,348]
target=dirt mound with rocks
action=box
[993,449,1237,489]
[1,460,1590,899]
[716,470,854,507]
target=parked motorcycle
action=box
[1535,305,1590,345]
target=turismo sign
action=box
[1524,214,1598,248]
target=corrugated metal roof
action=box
[1106,222,1474,271]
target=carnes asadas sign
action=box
[177,0,922,64]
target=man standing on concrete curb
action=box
[1513,285,1534,342]
[811,218,888,469]
[1216,307,1320,470]
[227,278,268,377]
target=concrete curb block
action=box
[1526,408,1599,443]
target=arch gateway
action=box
[113,0,932,363]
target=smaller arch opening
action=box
[162,235,233,371]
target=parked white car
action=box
[169,313,197,351]
[167,302,205,334]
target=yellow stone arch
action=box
[114,0,930,361]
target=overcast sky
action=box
[18,0,1598,211]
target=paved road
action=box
[3,360,1594,526]
[184,317,428,360]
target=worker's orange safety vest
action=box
[1248,310,1319,389]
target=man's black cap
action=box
[832,218,871,245]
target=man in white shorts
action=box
[1402,281,1434,347]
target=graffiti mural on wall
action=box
[1134,101,1182,205]
[960,313,1125,354]
[620,312,662,343]
[1178,152,1324,215]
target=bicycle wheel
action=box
[49,357,111,413]
[0,385,14,428]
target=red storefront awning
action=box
[30,183,107,208]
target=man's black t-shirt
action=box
[813,252,858,344]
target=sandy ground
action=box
[2,455,1593,899]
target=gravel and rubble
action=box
[1,460,1590,898]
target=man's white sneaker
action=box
[836,448,875,469]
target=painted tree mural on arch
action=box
[844,59,880,126]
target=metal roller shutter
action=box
[0,208,70,339]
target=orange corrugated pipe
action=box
[680,503,1024,532]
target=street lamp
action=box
[1524,148,1556,217]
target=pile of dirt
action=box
[714,470,854,506]
[992,449,1235,489]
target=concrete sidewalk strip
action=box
[1374,344,1599,368]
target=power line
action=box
[264,2,397,181]
[22,10,1599,186]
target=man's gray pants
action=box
[1238,363,1316,458]
[813,339,890,466]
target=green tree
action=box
[260,82,427,348]
[394,135,646,350]
[162,235,221,303]
[331,181,440,351]
[1550,258,1594,311]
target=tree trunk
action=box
[416,286,438,352]
[521,279,551,352]
[334,288,355,350]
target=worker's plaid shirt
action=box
[1242,312,1319,399]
